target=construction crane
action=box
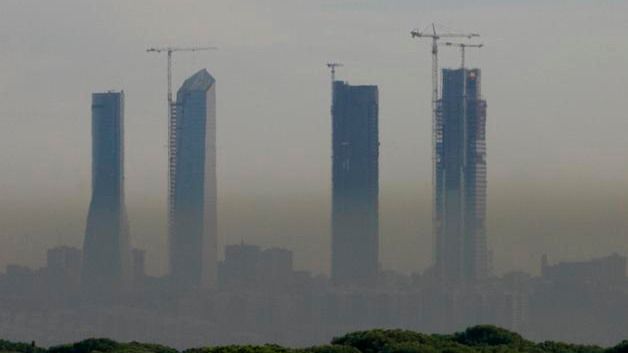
[411,24,479,243]
[327,63,343,109]
[326,62,343,83]
[410,24,479,116]
[441,42,484,166]
[326,62,344,126]
[443,42,484,69]
[146,46,216,231]
[410,24,480,166]
[146,46,217,110]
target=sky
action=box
[1,0,627,276]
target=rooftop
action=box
[179,69,215,92]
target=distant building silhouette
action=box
[170,69,217,288]
[82,91,131,292]
[47,246,82,275]
[46,246,82,288]
[218,243,294,290]
[541,253,626,286]
[331,80,379,286]
[434,68,488,283]
[131,248,146,284]
[219,243,261,288]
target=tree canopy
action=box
[1,326,625,353]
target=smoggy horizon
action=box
[2,0,628,278]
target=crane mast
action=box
[411,24,479,120]
[146,46,216,235]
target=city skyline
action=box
[1,1,628,279]
[0,25,628,347]
[1,1,628,346]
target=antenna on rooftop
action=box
[326,62,343,83]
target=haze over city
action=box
[2,0,627,277]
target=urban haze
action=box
[1,0,628,349]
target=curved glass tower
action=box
[170,69,217,289]
[82,91,131,292]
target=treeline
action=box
[2,326,628,353]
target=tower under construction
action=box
[146,47,216,289]
[169,69,218,289]
[434,67,488,283]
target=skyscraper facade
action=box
[434,68,488,283]
[170,69,217,288]
[331,81,379,286]
[82,91,131,291]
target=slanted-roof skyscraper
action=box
[82,91,131,292]
[331,80,379,286]
[170,69,217,289]
[434,68,488,283]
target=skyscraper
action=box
[434,68,488,283]
[331,80,379,286]
[170,69,217,288]
[82,91,131,291]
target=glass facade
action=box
[331,81,379,286]
[434,68,488,283]
[170,69,217,289]
[82,91,131,292]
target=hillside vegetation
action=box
[2,326,626,353]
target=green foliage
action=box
[329,326,606,353]
[453,326,526,347]
[381,342,438,353]
[0,326,622,353]
[48,338,120,353]
[47,339,177,353]
[331,329,486,353]
[536,341,603,353]
[0,339,44,353]
[300,345,362,353]
[113,342,179,353]
[605,341,628,353]
[185,344,291,353]
[332,329,435,353]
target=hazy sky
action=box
[1,0,627,276]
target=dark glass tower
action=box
[331,81,379,286]
[170,69,217,289]
[434,68,488,283]
[82,91,131,292]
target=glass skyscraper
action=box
[170,69,217,289]
[331,81,379,286]
[434,68,488,283]
[82,91,131,292]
